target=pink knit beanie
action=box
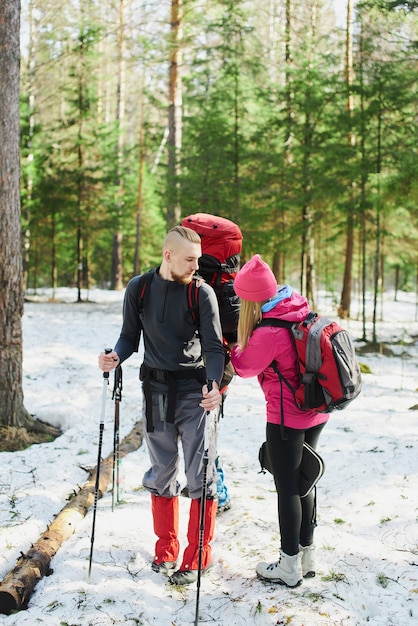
[234,254,277,302]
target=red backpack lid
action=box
[181,213,242,259]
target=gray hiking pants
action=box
[142,391,218,500]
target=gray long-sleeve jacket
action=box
[114,268,225,393]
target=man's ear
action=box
[163,249,172,262]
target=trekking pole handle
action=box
[103,347,112,380]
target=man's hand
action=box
[98,350,120,372]
[200,381,221,411]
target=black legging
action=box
[266,421,325,556]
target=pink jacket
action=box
[231,286,329,430]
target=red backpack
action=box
[257,313,362,414]
[181,213,243,342]
[181,213,242,286]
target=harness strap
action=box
[140,365,206,432]
[141,372,153,432]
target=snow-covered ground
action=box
[0,287,417,625]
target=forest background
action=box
[18,0,418,323]
[0,0,418,432]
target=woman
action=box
[230,254,329,588]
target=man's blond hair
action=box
[163,225,201,252]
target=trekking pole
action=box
[111,365,122,511]
[194,381,213,626]
[88,348,111,582]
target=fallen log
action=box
[0,420,144,615]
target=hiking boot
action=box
[168,563,213,586]
[256,549,302,587]
[151,560,177,576]
[217,499,232,515]
[300,544,315,578]
[168,568,198,585]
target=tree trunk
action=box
[272,0,292,283]
[394,264,399,301]
[22,0,36,292]
[415,252,418,323]
[76,73,85,303]
[372,105,383,343]
[51,205,58,299]
[0,420,144,615]
[339,211,354,318]
[134,82,146,277]
[339,0,355,319]
[301,4,317,307]
[166,0,183,229]
[0,0,32,428]
[111,0,126,290]
[359,22,368,342]
[232,48,240,227]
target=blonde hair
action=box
[238,299,264,349]
[163,225,201,252]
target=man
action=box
[98,225,224,585]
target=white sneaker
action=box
[300,544,315,578]
[256,549,302,587]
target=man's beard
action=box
[171,270,193,285]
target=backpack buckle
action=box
[152,369,171,382]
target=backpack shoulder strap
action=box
[257,318,294,329]
[254,318,296,379]
[137,268,158,310]
[138,269,201,324]
[305,315,331,374]
[257,311,317,330]
[187,277,202,326]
